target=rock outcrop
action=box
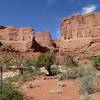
[0,12,100,56]
[35,31,55,48]
[0,26,34,51]
[59,12,100,55]
[0,26,54,52]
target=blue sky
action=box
[0,0,100,39]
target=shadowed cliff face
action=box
[31,36,50,53]
[59,12,100,55]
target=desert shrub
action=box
[79,65,96,77]
[0,82,22,100]
[64,53,78,67]
[66,68,78,79]
[57,72,67,81]
[5,73,35,84]
[25,66,34,74]
[5,74,21,83]
[19,73,35,82]
[92,55,100,70]
[80,93,90,100]
[51,67,60,75]
[32,68,45,76]
[80,75,97,95]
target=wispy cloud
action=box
[81,5,97,14]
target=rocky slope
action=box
[59,12,100,55]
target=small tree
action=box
[36,51,55,75]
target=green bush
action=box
[79,65,96,77]
[93,55,100,70]
[57,72,67,81]
[32,68,45,76]
[51,67,60,75]
[66,68,78,79]
[58,68,78,80]
[5,75,21,83]
[25,66,34,74]
[0,82,22,100]
[35,51,55,75]
[80,75,97,95]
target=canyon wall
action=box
[0,26,55,52]
[0,12,100,55]
[0,26,34,51]
[59,12,100,55]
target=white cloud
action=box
[82,5,97,14]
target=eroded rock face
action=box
[60,12,100,55]
[0,26,34,51]
[0,26,54,52]
[35,31,54,48]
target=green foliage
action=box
[0,82,22,100]
[51,67,60,75]
[80,75,97,95]
[37,52,55,68]
[58,68,78,80]
[25,66,34,74]
[24,59,35,67]
[32,68,45,76]
[93,55,100,70]
[5,75,21,83]
[66,68,78,79]
[57,73,67,81]
[79,65,96,77]
[35,51,55,75]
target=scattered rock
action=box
[49,89,62,95]
[58,82,67,87]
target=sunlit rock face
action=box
[0,26,34,51]
[59,12,100,55]
[0,26,54,52]
[35,31,54,48]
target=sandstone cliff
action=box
[0,26,34,51]
[35,31,55,48]
[0,26,54,52]
[60,12,100,55]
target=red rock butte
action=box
[0,12,100,56]
[59,12,100,55]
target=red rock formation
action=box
[60,12,100,55]
[0,26,34,51]
[35,31,54,48]
[0,26,53,52]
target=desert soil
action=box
[22,76,100,100]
